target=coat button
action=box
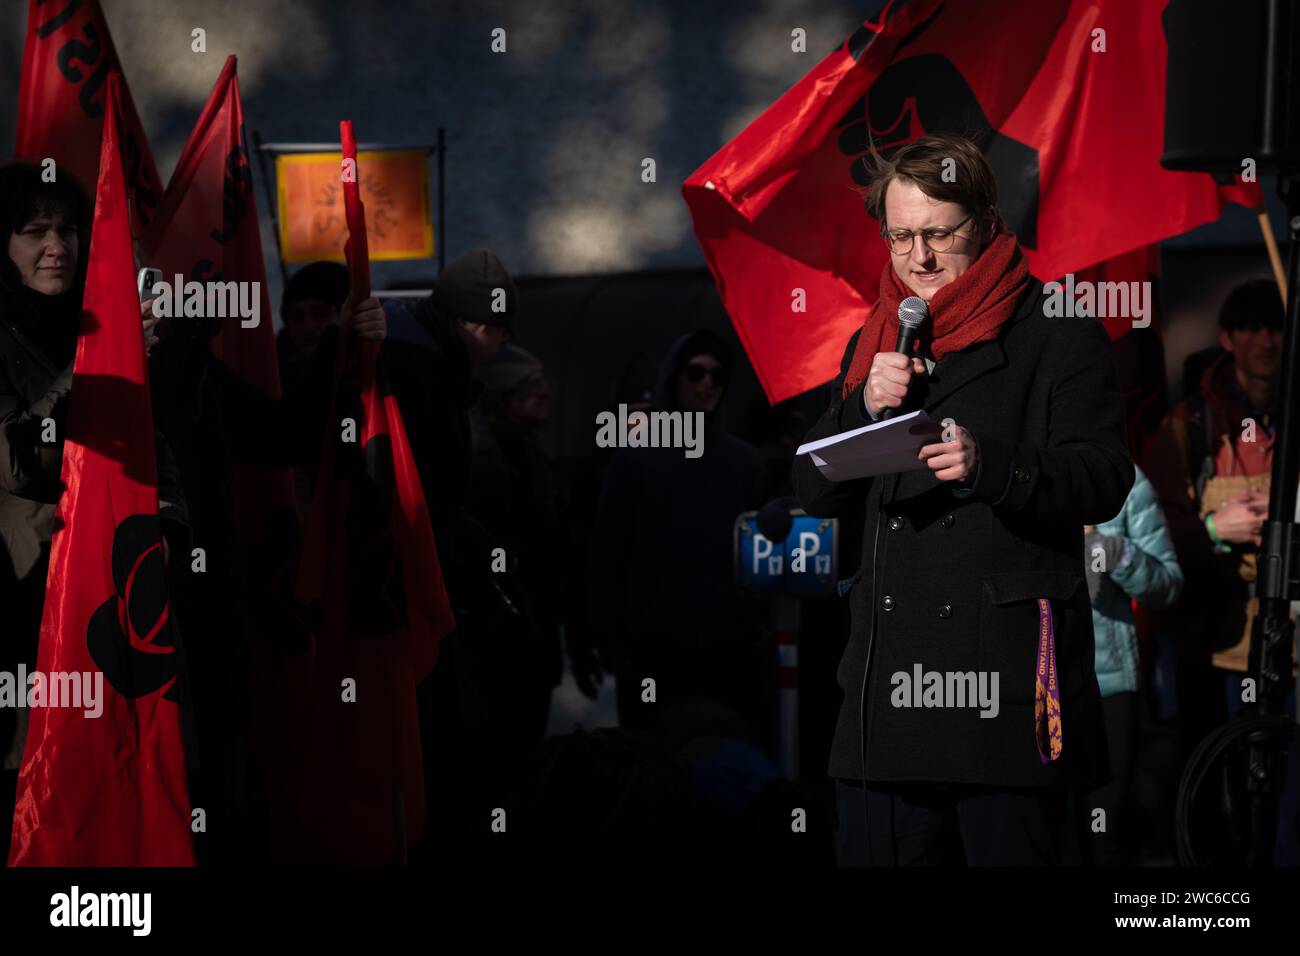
[941,513,955,528]
[888,516,904,531]
[881,595,895,611]
[938,604,952,618]
[1013,466,1030,483]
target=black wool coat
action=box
[793,280,1134,789]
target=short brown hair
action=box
[861,134,1003,237]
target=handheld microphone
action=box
[880,296,930,420]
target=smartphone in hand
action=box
[137,266,162,304]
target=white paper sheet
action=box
[796,409,944,481]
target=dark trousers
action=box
[1084,691,1139,865]
[834,779,1082,866]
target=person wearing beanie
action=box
[435,247,518,346]
[280,261,350,349]
[461,345,570,782]
[383,247,520,544]
[146,262,385,865]
[614,352,660,412]
[277,261,351,392]
[380,248,526,860]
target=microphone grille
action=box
[898,296,930,329]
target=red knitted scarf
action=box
[842,231,1031,399]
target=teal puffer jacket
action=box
[1090,464,1184,697]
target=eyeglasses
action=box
[684,362,728,386]
[882,215,973,255]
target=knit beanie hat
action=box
[478,343,543,393]
[614,353,660,406]
[281,261,351,320]
[434,248,517,331]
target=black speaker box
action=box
[1162,0,1300,175]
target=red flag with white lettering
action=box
[16,0,164,234]
[8,73,194,867]
[683,0,1263,403]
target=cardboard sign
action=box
[276,149,432,263]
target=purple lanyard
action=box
[1035,598,1062,763]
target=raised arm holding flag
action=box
[275,121,454,865]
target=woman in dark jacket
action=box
[0,164,187,861]
[793,135,1133,865]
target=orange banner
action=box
[276,149,432,263]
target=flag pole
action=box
[437,127,446,274]
[252,128,290,286]
[1256,207,1287,308]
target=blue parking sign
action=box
[734,510,837,595]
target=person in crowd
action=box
[0,163,189,862]
[462,345,566,783]
[1144,279,1286,745]
[276,260,350,394]
[383,248,512,552]
[563,354,660,701]
[1081,464,1183,865]
[272,260,352,531]
[380,248,519,859]
[147,258,384,864]
[793,134,1133,865]
[589,329,768,746]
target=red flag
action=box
[8,73,194,867]
[140,55,294,539]
[340,122,373,301]
[16,0,164,234]
[343,119,451,671]
[684,0,1264,403]
[1074,244,1164,344]
[1071,244,1170,461]
[279,122,454,863]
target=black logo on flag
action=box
[34,0,159,224]
[836,51,1042,249]
[86,514,181,701]
[211,143,253,244]
[329,380,407,638]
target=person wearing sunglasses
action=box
[792,134,1133,866]
[589,329,769,746]
[678,353,730,412]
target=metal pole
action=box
[1246,169,1300,866]
[774,593,800,780]
[1256,170,1300,717]
[251,128,290,286]
[437,127,446,274]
